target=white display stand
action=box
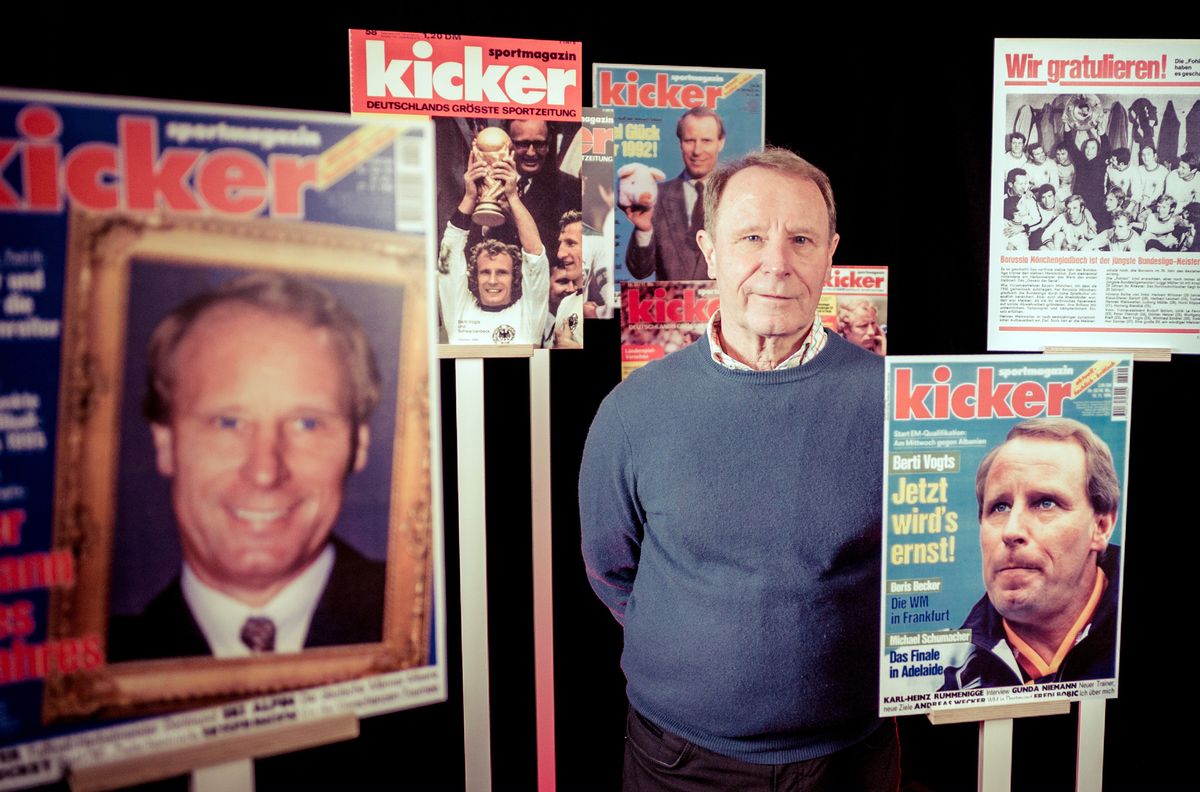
[928,699,1104,792]
[455,356,493,792]
[447,347,556,791]
[529,349,557,792]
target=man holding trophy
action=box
[437,127,548,345]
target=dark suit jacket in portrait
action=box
[625,174,709,281]
[106,537,386,662]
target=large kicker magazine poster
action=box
[592,64,765,284]
[880,355,1131,717]
[987,38,1200,354]
[0,90,444,787]
[350,30,584,349]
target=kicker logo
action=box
[364,40,577,106]
[893,366,1072,421]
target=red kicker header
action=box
[349,30,582,120]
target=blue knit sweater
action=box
[580,333,885,763]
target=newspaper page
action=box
[988,38,1200,354]
[0,90,444,788]
[818,265,888,356]
[350,29,583,349]
[879,355,1131,717]
[592,64,765,283]
[619,280,717,378]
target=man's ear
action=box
[150,423,175,477]
[353,424,370,473]
[698,230,717,279]
[1090,510,1117,554]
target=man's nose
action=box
[244,425,287,487]
[759,236,793,277]
[1000,507,1030,546]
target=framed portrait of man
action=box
[46,210,435,722]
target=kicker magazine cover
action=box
[592,63,764,284]
[0,90,444,787]
[880,355,1131,717]
[350,29,584,349]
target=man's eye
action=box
[989,502,1011,514]
[742,234,762,242]
[213,416,241,430]
[295,417,322,432]
[792,235,810,245]
[1034,498,1057,510]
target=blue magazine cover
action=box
[880,355,1131,716]
[592,64,764,284]
[0,90,443,787]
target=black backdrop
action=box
[5,12,1196,792]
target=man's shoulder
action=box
[107,577,212,662]
[330,536,386,575]
[660,175,687,194]
[552,169,582,190]
[820,333,886,379]
[308,537,387,648]
[593,340,709,425]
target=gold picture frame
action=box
[46,210,434,722]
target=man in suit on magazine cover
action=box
[108,273,386,662]
[624,107,726,280]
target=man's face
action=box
[698,167,838,355]
[1067,199,1084,222]
[151,305,367,604]
[1179,161,1195,179]
[1055,148,1071,165]
[1113,215,1131,236]
[1009,136,1025,156]
[1030,146,1046,164]
[509,120,549,176]
[1038,190,1056,210]
[842,306,880,351]
[1155,200,1173,221]
[679,115,725,180]
[1011,174,1030,196]
[979,437,1114,633]
[1104,192,1119,212]
[1083,140,1099,160]
[1141,147,1157,167]
[476,251,515,307]
[551,222,584,313]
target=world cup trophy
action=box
[471,127,515,227]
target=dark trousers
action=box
[623,707,900,792]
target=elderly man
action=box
[624,107,726,280]
[108,273,387,661]
[836,298,886,355]
[438,153,548,345]
[942,418,1120,690]
[581,148,894,788]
